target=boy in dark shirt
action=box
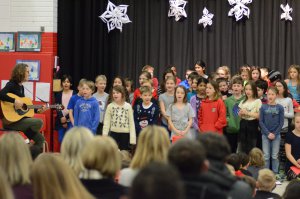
[133,86,159,136]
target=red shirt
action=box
[152,77,159,90]
[176,77,181,85]
[198,98,227,134]
[235,170,245,177]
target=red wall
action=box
[0,32,57,151]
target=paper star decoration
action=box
[99,1,131,32]
[228,0,252,21]
[280,3,293,21]
[198,7,214,28]
[168,0,188,21]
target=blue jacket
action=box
[74,96,100,134]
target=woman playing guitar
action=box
[0,63,46,150]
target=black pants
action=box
[224,130,238,153]
[239,119,259,154]
[110,131,130,150]
[96,123,104,135]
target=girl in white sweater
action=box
[103,85,136,150]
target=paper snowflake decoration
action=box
[228,0,252,21]
[280,3,293,21]
[168,0,187,21]
[99,1,131,32]
[198,7,214,28]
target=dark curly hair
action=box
[10,63,28,83]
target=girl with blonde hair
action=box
[60,127,94,175]
[0,132,33,199]
[31,153,94,199]
[119,125,170,187]
[216,66,231,81]
[248,147,265,180]
[285,64,300,103]
[80,136,127,198]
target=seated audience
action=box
[130,162,184,199]
[227,153,244,177]
[0,132,34,199]
[197,133,252,199]
[283,179,300,199]
[238,152,253,177]
[168,138,227,199]
[248,147,265,180]
[31,153,94,199]
[120,150,132,169]
[0,168,14,199]
[60,127,94,175]
[241,175,257,198]
[119,125,170,187]
[254,169,281,199]
[80,136,128,199]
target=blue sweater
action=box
[74,97,100,134]
[67,94,82,110]
[259,104,284,136]
[133,102,160,136]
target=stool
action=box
[33,114,49,152]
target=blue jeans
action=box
[262,134,281,173]
[58,122,72,143]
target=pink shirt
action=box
[62,90,73,116]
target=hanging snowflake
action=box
[168,0,188,21]
[228,0,252,21]
[99,1,131,32]
[198,7,214,28]
[280,3,293,21]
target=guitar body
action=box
[0,93,34,122]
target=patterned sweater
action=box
[133,102,160,136]
[103,102,136,144]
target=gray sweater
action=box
[275,97,294,129]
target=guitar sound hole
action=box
[22,104,28,111]
[15,104,29,116]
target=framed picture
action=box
[17,32,41,52]
[0,32,15,52]
[16,60,41,81]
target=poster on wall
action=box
[0,32,15,52]
[16,60,40,81]
[16,32,41,52]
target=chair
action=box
[33,114,49,152]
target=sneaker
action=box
[275,173,286,181]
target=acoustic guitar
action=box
[0,93,63,122]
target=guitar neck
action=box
[27,105,59,109]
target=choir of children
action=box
[3,63,300,199]
[56,64,300,176]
